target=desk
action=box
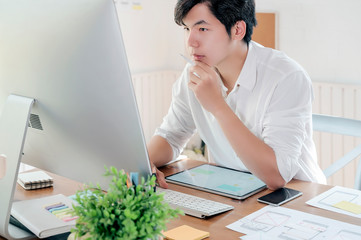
[3,159,360,239]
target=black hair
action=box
[174,0,257,44]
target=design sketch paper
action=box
[306,186,361,218]
[226,206,361,240]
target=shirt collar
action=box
[235,41,257,92]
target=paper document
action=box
[226,205,361,240]
[306,186,361,218]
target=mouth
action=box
[192,54,205,61]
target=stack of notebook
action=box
[17,171,53,190]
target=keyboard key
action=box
[157,188,234,218]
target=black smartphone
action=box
[257,187,302,206]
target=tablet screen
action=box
[165,164,266,200]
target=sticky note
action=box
[132,5,142,10]
[333,201,361,214]
[163,225,209,240]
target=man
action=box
[147,0,326,190]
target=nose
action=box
[186,30,199,48]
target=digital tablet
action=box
[165,164,267,200]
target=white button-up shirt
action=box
[155,41,326,184]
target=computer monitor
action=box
[0,0,152,239]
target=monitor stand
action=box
[0,95,35,240]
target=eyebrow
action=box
[183,20,209,28]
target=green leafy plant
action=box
[71,166,182,240]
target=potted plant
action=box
[68,166,182,240]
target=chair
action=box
[312,114,361,190]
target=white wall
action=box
[117,0,361,85]
[256,0,361,84]
[116,0,185,73]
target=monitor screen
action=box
[0,0,152,189]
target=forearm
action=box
[147,135,174,167]
[213,103,285,190]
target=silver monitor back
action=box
[0,0,152,188]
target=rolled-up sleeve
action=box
[262,71,314,182]
[154,69,196,160]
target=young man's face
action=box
[182,3,234,67]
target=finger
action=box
[156,169,169,188]
[150,162,168,188]
[193,61,214,75]
[193,60,211,69]
[190,63,210,80]
[189,67,205,83]
[191,71,201,78]
[189,71,202,85]
[188,81,196,93]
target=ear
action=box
[231,21,246,40]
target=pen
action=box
[180,54,195,66]
[179,54,201,78]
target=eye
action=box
[199,28,208,32]
[183,26,190,31]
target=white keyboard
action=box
[157,188,234,218]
